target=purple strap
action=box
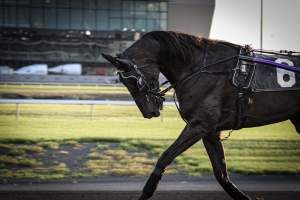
[239,55,300,73]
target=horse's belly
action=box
[243,91,300,128]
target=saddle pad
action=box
[252,54,300,92]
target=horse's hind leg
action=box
[290,114,300,134]
[203,132,251,200]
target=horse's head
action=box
[102,53,163,119]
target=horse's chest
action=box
[233,54,300,92]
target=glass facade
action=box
[0,0,168,32]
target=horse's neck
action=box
[159,54,202,87]
[158,42,208,86]
[159,64,191,87]
[159,42,240,89]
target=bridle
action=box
[116,57,166,109]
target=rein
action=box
[239,55,300,73]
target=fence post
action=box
[16,103,20,120]
[90,104,94,120]
[160,109,163,122]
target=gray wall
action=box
[263,0,300,51]
[210,0,300,51]
[0,74,119,85]
[167,0,215,37]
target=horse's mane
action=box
[143,31,240,65]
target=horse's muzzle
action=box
[144,111,160,119]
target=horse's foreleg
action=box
[138,125,203,200]
[203,132,251,200]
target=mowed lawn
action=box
[0,103,299,180]
[0,104,184,140]
[0,84,130,94]
[0,84,173,100]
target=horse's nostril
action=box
[150,111,160,117]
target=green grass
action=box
[0,143,43,154]
[1,103,298,141]
[0,155,41,167]
[178,140,300,175]
[0,103,299,180]
[7,148,26,156]
[85,148,157,176]
[0,84,130,94]
[0,84,173,99]
[38,141,60,149]
[0,104,184,141]
[0,162,69,180]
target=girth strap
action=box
[234,91,252,130]
[233,47,254,130]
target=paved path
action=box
[1,176,300,200]
[0,179,300,192]
[1,191,300,200]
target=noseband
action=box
[116,58,165,109]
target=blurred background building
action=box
[0,0,298,81]
[0,0,214,77]
[0,0,167,76]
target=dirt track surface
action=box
[1,191,300,200]
[1,175,300,200]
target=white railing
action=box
[0,99,175,120]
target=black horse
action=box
[102,31,300,200]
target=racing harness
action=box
[158,46,300,130]
[115,46,300,131]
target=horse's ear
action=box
[101,53,122,69]
[115,58,134,69]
